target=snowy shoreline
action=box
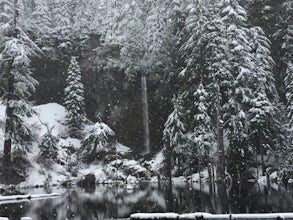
[130,212,293,219]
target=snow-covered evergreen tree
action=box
[163,94,187,174]
[31,0,53,45]
[39,128,59,161]
[191,83,214,173]
[250,26,277,100]
[64,56,87,138]
[81,121,116,163]
[215,0,255,177]
[248,92,278,174]
[0,1,40,163]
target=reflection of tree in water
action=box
[2,183,293,219]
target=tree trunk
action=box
[260,135,265,176]
[3,1,18,165]
[141,73,150,154]
[3,60,14,166]
[165,137,172,188]
[216,84,225,182]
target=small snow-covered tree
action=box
[39,128,59,161]
[64,56,87,138]
[81,121,116,163]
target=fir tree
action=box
[248,92,277,175]
[64,56,87,138]
[163,94,187,175]
[81,121,116,163]
[39,127,59,161]
[0,1,40,163]
[217,0,255,178]
[191,83,214,174]
[31,0,52,45]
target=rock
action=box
[77,173,96,188]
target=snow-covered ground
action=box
[0,103,151,188]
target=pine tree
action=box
[0,0,40,163]
[39,128,59,161]
[64,56,87,138]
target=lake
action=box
[0,181,293,219]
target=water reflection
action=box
[0,182,293,219]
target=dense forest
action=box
[0,0,292,182]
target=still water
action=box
[0,181,293,219]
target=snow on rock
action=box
[145,150,164,173]
[79,164,108,184]
[59,137,81,150]
[0,218,8,220]
[191,169,209,182]
[173,176,187,185]
[102,159,151,183]
[127,175,138,184]
[116,143,131,155]
[19,162,69,188]
[21,218,32,220]
[29,103,67,138]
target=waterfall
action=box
[141,74,150,154]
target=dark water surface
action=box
[0,181,293,219]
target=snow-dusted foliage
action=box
[81,122,116,163]
[285,62,293,129]
[104,159,150,181]
[163,94,187,174]
[0,1,41,159]
[64,56,87,138]
[31,0,52,45]
[38,128,59,161]
[191,83,214,171]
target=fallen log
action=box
[0,193,59,203]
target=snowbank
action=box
[131,212,293,219]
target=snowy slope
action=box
[0,102,143,187]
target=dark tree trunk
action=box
[216,84,225,182]
[260,135,265,176]
[165,137,172,188]
[3,1,18,166]
[3,60,14,166]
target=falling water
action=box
[141,74,150,154]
